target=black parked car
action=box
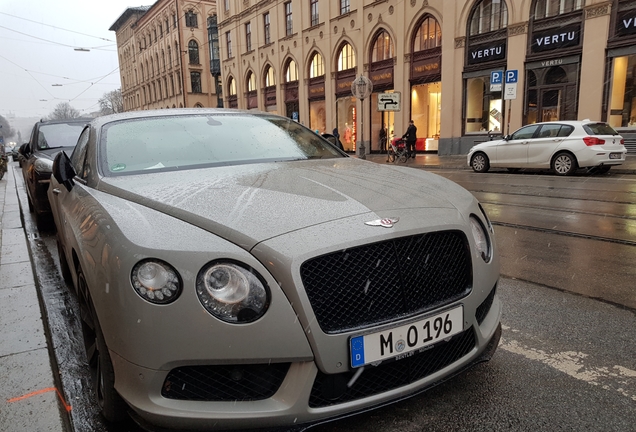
[20,118,89,226]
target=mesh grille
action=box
[161,363,290,401]
[309,327,476,407]
[300,231,472,333]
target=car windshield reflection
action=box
[100,113,344,176]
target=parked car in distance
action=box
[467,120,627,175]
[49,109,501,431]
[20,118,89,226]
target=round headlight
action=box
[469,215,491,262]
[196,262,270,323]
[131,260,182,304]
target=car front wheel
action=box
[77,267,128,423]
[552,152,577,176]
[471,153,490,173]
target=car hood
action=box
[471,139,506,151]
[96,159,472,250]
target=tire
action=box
[595,165,611,174]
[56,238,73,285]
[471,153,490,173]
[77,267,128,423]
[552,152,577,176]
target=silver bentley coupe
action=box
[48,109,501,430]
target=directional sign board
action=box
[377,92,401,112]
[504,69,518,100]
[490,70,503,92]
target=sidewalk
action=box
[0,164,67,432]
[361,152,636,174]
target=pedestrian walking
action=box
[379,124,387,154]
[402,120,417,159]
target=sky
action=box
[0,0,150,119]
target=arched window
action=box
[309,52,324,78]
[265,65,276,87]
[469,0,508,36]
[285,59,298,82]
[534,0,583,20]
[247,71,256,91]
[228,77,237,96]
[371,30,394,62]
[188,40,200,64]
[413,17,441,52]
[337,43,356,71]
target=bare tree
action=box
[48,102,81,120]
[99,89,123,115]
[0,115,16,140]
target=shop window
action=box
[465,76,503,133]
[608,54,636,127]
[469,0,508,36]
[371,30,394,62]
[534,0,583,20]
[337,43,356,71]
[545,66,568,84]
[309,52,324,78]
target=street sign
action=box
[377,92,401,112]
[490,70,503,92]
[504,69,518,100]
[505,70,518,83]
[292,111,299,121]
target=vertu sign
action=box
[531,24,581,53]
[616,10,636,37]
[467,41,506,65]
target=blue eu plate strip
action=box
[350,336,365,368]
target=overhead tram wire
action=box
[0,11,116,42]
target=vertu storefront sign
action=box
[531,24,581,53]
[617,10,636,37]
[467,41,506,65]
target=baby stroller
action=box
[387,138,409,163]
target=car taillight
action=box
[621,138,625,145]
[583,137,605,146]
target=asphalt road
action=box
[15,167,636,432]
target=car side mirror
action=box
[52,151,76,192]
[503,135,511,141]
[19,143,29,157]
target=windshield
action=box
[100,113,345,176]
[37,122,86,150]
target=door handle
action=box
[52,188,61,195]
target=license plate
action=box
[609,153,622,159]
[350,305,463,368]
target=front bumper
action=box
[110,290,502,431]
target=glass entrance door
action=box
[540,89,561,122]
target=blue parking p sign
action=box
[506,70,518,84]
[491,71,503,84]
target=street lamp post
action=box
[351,75,373,160]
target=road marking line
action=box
[500,336,636,401]
[7,387,72,411]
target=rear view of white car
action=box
[467,120,627,175]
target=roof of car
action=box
[530,120,607,126]
[89,108,271,128]
[36,118,93,125]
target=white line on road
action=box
[500,326,636,401]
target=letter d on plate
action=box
[350,336,365,368]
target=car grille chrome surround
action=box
[309,327,476,407]
[161,363,290,401]
[300,231,473,334]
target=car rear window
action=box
[583,123,619,136]
[37,123,86,150]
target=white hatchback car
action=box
[467,120,627,175]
